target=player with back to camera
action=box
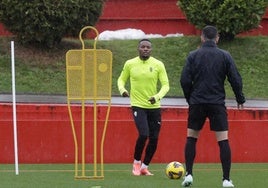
[180,25,245,187]
[117,38,169,176]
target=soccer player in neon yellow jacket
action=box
[118,39,169,176]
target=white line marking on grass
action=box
[1,168,268,173]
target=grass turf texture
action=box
[0,36,268,99]
[1,163,268,188]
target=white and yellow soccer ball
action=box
[165,161,185,179]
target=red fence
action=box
[1,0,268,36]
[95,0,197,35]
[0,103,267,164]
[97,0,268,36]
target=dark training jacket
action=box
[180,41,245,105]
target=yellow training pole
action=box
[81,49,86,177]
[79,27,99,178]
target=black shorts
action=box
[188,104,228,131]
[131,106,161,138]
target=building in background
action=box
[1,0,267,36]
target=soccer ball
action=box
[165,161,185,179]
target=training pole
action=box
[11,41,19,175]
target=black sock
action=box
[134,135,147,160]
[143,137,158,165]
[218,139,231,181]
[185,137,197,176]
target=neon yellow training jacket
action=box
[117,56,169,109]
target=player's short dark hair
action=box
[139,38,151,44]
[202,25,218,40]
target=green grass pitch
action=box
[1,163,268,188]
